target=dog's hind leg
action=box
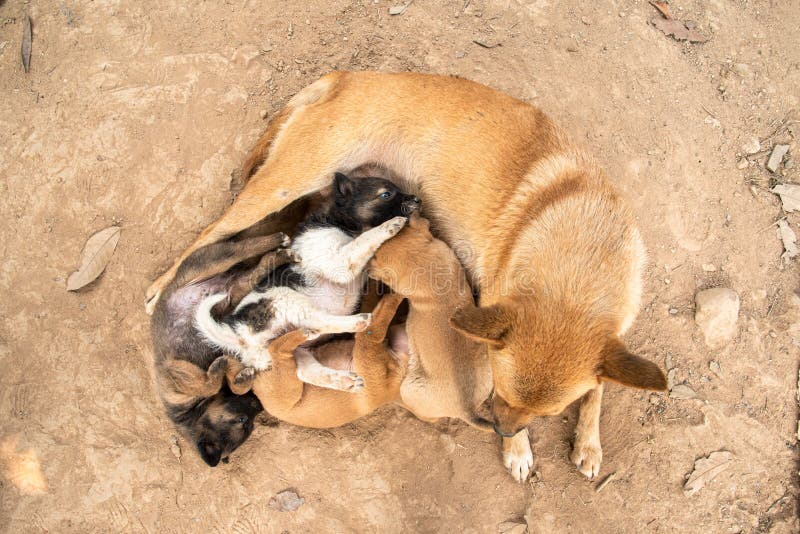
[257,330,308,410]
[294,349,365,392]
[570,383,603,480]
[173,234,289,289]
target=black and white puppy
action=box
[195,172,420,373]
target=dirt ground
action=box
[1,0,799,532]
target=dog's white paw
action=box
[570,438,602,480]
[301,328,322,341]
[280,233,292,247]
[381,216,407,237]
[353,313,372,332]
[233,367,256,385]
[503,431,534,483]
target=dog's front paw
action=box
[353,313,372,332]
[279,233,291,248]
[502,430,534,483]
[233,367,256,385]
[343,372,365,392]
[301,328,322,341]
[208,356,229,377]
[570,438,602,480]
[381,216,408,237]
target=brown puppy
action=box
[151,234,292,466]
[146,71,667,480]
[249,292,407,428]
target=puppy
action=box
[249,292,407,428]
[151,234,291,466]
[146,71,667,481]
[194,172,419,372]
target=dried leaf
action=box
[269,489,304,512]
[684,451,735,496]
[777,220,798,260]
[498,521,527,534]
[388,1,412,15]
[21,15,32,73]
[772,184,800,213]
[473,39,502,49]
[66,226,121,291]
[649,1,673,20]
[669,384,697,400]
[651,18,709,43]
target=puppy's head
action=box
[331,172,420,232]
[170,387,263,466]
[450,302,667,437]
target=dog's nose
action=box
[493,423,520,438]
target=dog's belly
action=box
[300,278,363,316]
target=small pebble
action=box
[766,144,789,172]
[741,137,761,155]
[736,159,749,170]
[260,109,268,119]
[702,263,717,272]
[785,158,794,170]
[581,16,592,25]
[79,303,87,310]
[669,308,679,315]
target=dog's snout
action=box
[493,423,519,438]
[402,195,421,215]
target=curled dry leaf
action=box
[777,220,798,260]
[649,1,673,20]
[684,451,735,496]
[772,184,800,213]
[388,1,412,16]
[21,15,32,73]
[651,18,709,43]
[669,384,697,400]
[269,489,304,512]
[66,226,121,291]
[498,521,527,534]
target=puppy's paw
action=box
[233,367,256,385]
[240,353,273,372]
[502,431,534,483]
[338,372,365,392]
[570,438,602,480]
[301,328,321,341]
[208,356,229,376]
[381,216,408,237]
[353,313,372,332]
[279,233,291,247]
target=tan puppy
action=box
[146,71,667,480]
[250,293,407,428]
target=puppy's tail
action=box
[463,413,495,433]
[195,293,242,354]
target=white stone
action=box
[741,137,761,155]
[695,288,740,348]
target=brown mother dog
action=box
[146,71,666,480]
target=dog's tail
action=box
[463,412,495,433]
[194,293,242,354]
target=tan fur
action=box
[146,71,667,479]
[249,293,407,428]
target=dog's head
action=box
[169,387,263,466]
[450,302,667,437]
[330,172,420,232]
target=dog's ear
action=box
[162,360,220,396]
[449,305,509,348]
[197,440,223,467]
[599,339,667,391]
[333,172,354,198]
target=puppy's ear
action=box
[599,340,667,391]
[162,360,222,396]
[197,440,223,467]
[333,172,354,198]
[449,305,509,348]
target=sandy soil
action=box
[1,0,799,532]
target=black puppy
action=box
[195,172,420,374]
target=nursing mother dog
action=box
[146,71,667,481]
